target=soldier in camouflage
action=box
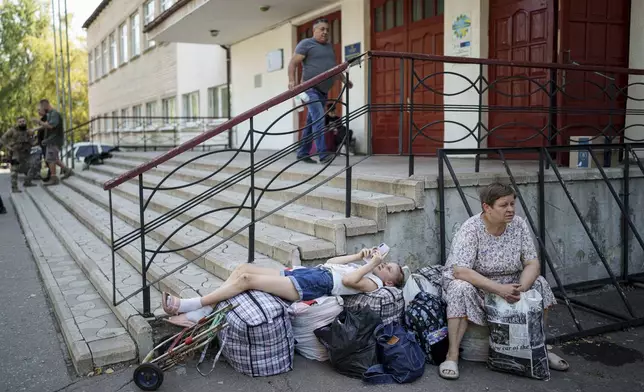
[0,116,38,193]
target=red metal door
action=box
[296,12,342,150]
[371,0,444,155]
[488,0,555,156]
[557,0,630,155]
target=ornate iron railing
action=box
[100,51,644,324]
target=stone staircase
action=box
[12,151,425,373]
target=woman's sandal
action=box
[439,360,460,380]
[548,351,570,371]
[162,292,181,316]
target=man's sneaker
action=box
[23,182,36,188]
[43,177,60,186]
[297,157,317,164]
[61,168,74,179]
[0,206,7,214]
[11,187,22,193]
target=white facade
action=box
[85,0,229,147]
[145,0,644,154]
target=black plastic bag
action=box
[314,307,382,378]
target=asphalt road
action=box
[0,172,76,392]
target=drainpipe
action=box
[220,45,233,148]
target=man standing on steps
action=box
[0,116,37,193]
[35,99,73,186]
[288,18,352,165]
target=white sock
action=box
[185,306,214,323]
[167,297,203,313]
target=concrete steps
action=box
[16,186,158,369]
[73,169,337,264]
[12,192,137,375]
[115,152,425,204]
[101,157,418,231]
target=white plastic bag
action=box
[485,289,550,380]
[289,296,344,361]
[402,274,440,306]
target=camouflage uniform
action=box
[0,126,37,192]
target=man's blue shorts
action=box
[281,267,334,301]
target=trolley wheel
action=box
[133,363,164,391]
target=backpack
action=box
[363,322,426,384]
[403,291,449,365]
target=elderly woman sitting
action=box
[439,183,569,380]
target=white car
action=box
[62,142,116,162]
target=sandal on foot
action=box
[163,314,196,328]
[162,292,181,316]
[439,360,460,380]
[548,352,569,371]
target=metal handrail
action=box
[102,60,353,191]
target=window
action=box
[132,105,142,127]
[101,39,108,75]
[162,97,176,120]
[208,85,230,118]
[111,111,118,128]
[144,1,156,48]
[182,91,200,120]
[145,101,157,124]
[131,13,141,57]
[105,114,112,131]
[412,0,444,22]
[94,47,101,78]
[375,0,406,32]
[121,108,129,128]
[88,52,94,83]
[161,0,173,12]
[109,33,117,70]
[119,22,128,64]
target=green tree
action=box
[0,0,88,141]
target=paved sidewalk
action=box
[0,172,75,392]
[57,328,644,392]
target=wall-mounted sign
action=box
[266,49,284,72]
[344,42,361,62]
[451,14,472,57]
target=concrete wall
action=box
[346,170,644,288]
[176,43,228,117]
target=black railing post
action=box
[138,174,151,315]
[538,148,547,276]
[109,190,117,306]
[547,68,557,168]
[143,125,147,152]
[248,117,256,263]
[408,59,415,177]
[367,56,373,155]
[622,150,630,281]
[438,149,446,265]
[399,58,405,155]
[475,63,484,173]
[345,71,352,218]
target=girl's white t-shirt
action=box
[320,263,383,295]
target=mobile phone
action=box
[364,243,390,262]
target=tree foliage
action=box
[0,0,88,141]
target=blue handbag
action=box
[362,322,426,384]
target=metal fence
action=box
[99,52,644,342]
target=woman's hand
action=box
[495,283,522,303]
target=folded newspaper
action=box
[485,289,550,380]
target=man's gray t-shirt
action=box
[295,38,337,94]
[46,109,65,148]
